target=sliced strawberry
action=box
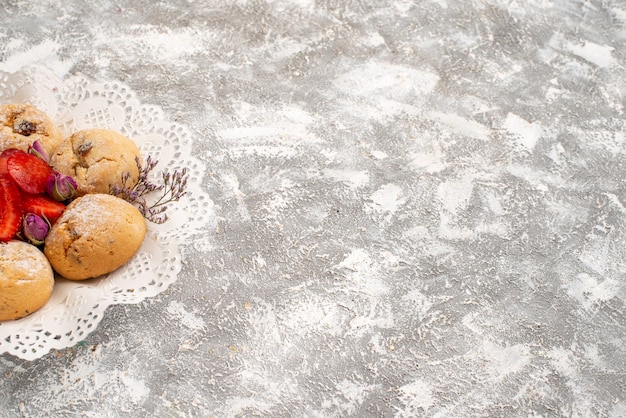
[6,151,53,194]
[22,193,66,224]
[0,175,23,241]
[0,148,23,176]
[0,148,23,157]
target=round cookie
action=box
[44,193,147,281]
[50,129,141,197]
[0,103,64,156]
[0,240,55,321]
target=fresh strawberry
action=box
[6,150,53,194]
[21,193,66,224]
[0,148,23,176]
[0,175,23,241]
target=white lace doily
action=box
[0,66,212,360]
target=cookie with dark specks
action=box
[0,103,64,156]
[50,129,141,196]
[44,194,147,281]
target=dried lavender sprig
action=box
[110,156,189,224]
[149,167,189,209]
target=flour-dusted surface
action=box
[1,0,625,417]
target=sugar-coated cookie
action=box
[0,240,55,321]
[0,103,64,156]
[50,129,141,196]
[44,194,147,281]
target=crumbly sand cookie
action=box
[0,240,55,321]
[0,103,64,156]
[50,129,141,196]
[44,193,147,281]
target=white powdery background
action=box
[0,0,625,417]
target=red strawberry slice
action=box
[22,193,66,224]
[0,148,23,176]
[0,175,23,241]
[6,151,53,194]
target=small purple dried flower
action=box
[109,156,188,224]
[23,213,50,245]
[28,140,49,163]
[46,171,78,201]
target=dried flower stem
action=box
[110,156,189,224]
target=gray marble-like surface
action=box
[1,0,626,416]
